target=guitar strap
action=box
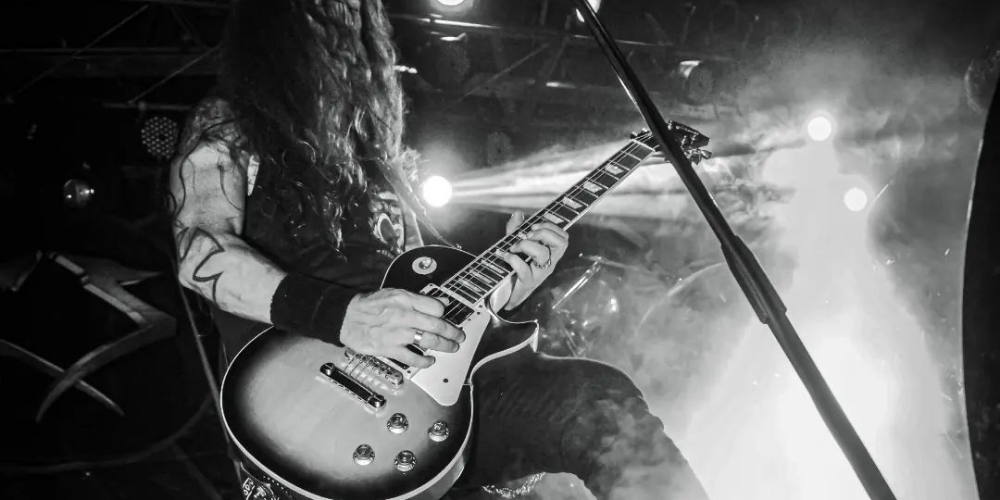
[354,136,458,249]
[379,167,458,248]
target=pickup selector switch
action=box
[387,413,409,434]
[394,451,417,472]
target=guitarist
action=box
[168,0,710,499]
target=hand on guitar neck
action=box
[338,210,568,369]
[500,211,571,311]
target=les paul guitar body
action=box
[220,246,540,500]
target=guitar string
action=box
[442,140,648,304]
[437,138,657,321]
[400,136,659,369]
[360,355,375,380]
[454,139,653,288]
[350,353,366,378]
[437,141,653,323]
[345,351,362,375]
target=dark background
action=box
[1,0,998,499]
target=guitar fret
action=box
[457,282,482,300]
[574,186,600,203]
[632,140,655,153]
[438,135,667,316]
[591,171,619,189]
[444,304,474,324]
[551,202,579,220]
[464,271,495,290]
[620,150,644,162]
[605,163,626,176]
[541,211,567,225]
[446,282,478,302]
[484,255,512,275]
[470,263,502,282]
[560,197,583,210]
[458,277,487,295]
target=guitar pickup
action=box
[320,363,387,410]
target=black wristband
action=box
[269,273,359,346]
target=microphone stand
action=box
[569,1,897,499]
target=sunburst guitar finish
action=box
[221,246,538,500]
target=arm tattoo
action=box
[170,97,245,219]
[177,226,227,303]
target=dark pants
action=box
[451,352,708,500]
[228,348,708,500]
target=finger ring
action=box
[413,331,424,345]
[532,258,552,269]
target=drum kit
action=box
[476,249,746,500]
[517,249,737,374]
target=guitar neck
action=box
[439,135,658,306]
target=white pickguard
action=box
[410,305,490,407]
[409,280,513,407]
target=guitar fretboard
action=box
[429,134,658,325]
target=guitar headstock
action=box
[630,123,713,164]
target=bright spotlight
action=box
[575,0,602,22]
[421,175,453,208]
[843,187,868,212]
[430,0,473,14]
[806,114,835,142]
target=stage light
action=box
[678,60,718,105]
[422,175,453,208]
[62,179,95,208]
[575,0,603,22]
[806,113,835,142]
[843,187,868,212]
[430,0,473,14]
[412,36,471,90]
[140,115,180,161]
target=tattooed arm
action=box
[168,99,461,366]
[170,137,286,323]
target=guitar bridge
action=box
[345,349,405,388]
[320,362,387,411]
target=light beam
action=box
[422,175,453,208]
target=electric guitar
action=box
[219,127,710,500]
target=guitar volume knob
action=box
[387,413,409,434]
[428,421,450,442]
[394,451,417,472]
[353,444,375,466]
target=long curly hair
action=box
[219,0,414,246]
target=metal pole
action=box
[568,1,897,499]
